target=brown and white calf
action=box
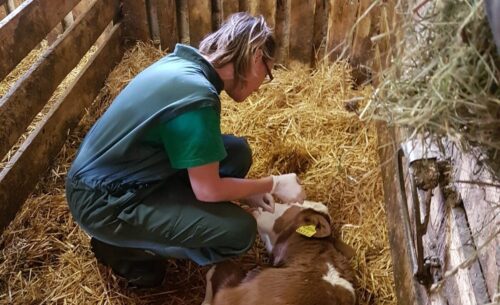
[202,201,357,305]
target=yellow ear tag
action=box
[296,225,316,237]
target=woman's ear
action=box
[253,48,263,63]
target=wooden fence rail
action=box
[124,0,393,77]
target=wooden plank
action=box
[212,0,222,30]
[157,0,177,51]
[258,0,275,29]
[0,23,123,234]
[245,1,274,28]
[0,0,81,82]
[448,205,491,305]
[274,0,290,65]
[147,0,161,43]
[452,150,500,299]
[326,0,358,61]
[289,0,315,65]
[0,0,120,162]
[350,0,375,84]
[222,0,239,20]
[177,0,190,44]
[376,122,427,305]
[122,0,150,43]
[238,0,247,12]
[312,0,328,66]
[187,0,211,47]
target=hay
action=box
[365,0,500,176]
[0,42,395,304]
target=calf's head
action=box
[253,200,355,262]
[252,201,331,251]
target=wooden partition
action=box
[0,0,124,233]
[124,0,390,77]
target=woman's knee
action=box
[220,135,253,178]
[223,211,257,252]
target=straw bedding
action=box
[0,43,395,304]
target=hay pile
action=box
[365,0,500,176]
[0,42,395,304]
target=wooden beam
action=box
[187,0,211,47]
[147,0,161,43]
[0,23,123,235]
[176,0,190,44]
[312,0,328,66]
[289,0,315,65]
[350,0,376,85]
[326,0,358,61]
[157,0,178,52]
[452,150,500,299]
[274,0,290,65]
[222,0,239,20]
[0,0,80,82]
[122,0,150,43]
[212,0,222,30]
[376,122,427,305]
[0,0,120,162]
[258,0,275,29]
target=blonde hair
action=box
[199,12,276,86]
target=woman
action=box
[66,12,305,288]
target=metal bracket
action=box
[396,146,441,287]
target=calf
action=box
[202,201,356,305]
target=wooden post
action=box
[122,0,150,43]
[147,0,161,44]
[176,0,190,44]
[275,0,290,65]
[222,0,239,20]
[187,0,211,47]
[326,0,358,61]
[289,0,315,66]
[212,0,222,30]
[157,0,177,51]
[350,0,376,85]
[312,0,328,66]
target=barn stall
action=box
[0,0,498,304]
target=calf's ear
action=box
[311,214,331,238]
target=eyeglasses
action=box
[262,58,274,84]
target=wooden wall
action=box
[121,0,398,84]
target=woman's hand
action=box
[243,193,275,213]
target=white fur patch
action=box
[293,200,330,218]
[253,203,291,252]
[322,263,355,298]
[202,266,216,305]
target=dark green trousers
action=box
[66,135,256,266]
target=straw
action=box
[0,42,395,305]
[364,0,500,177]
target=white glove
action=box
[271,173,306,204]
[244,193,275,213]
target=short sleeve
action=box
[158,107,227,169]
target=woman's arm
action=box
[187,162,273,202]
